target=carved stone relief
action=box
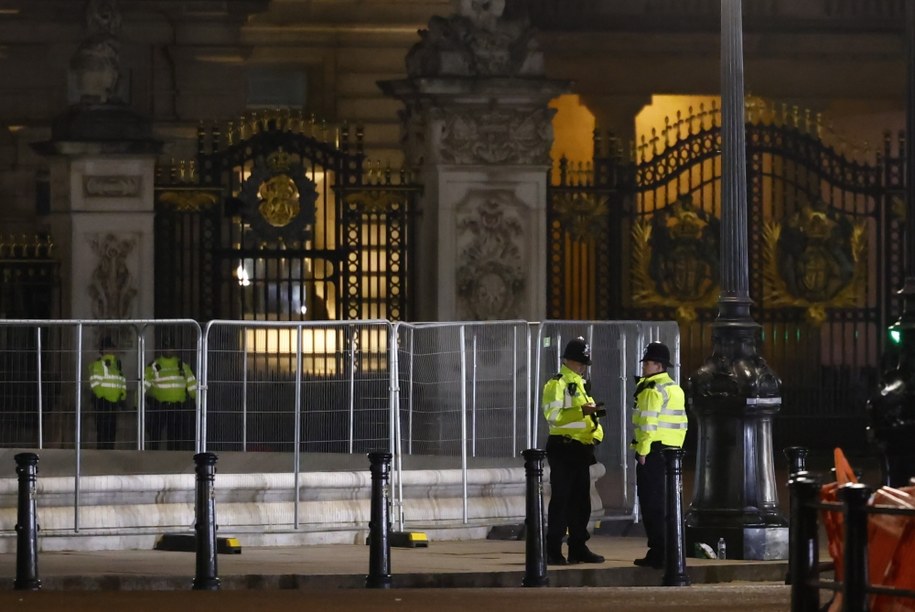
[83,174,141,197]
[87,232,138,319]
[440,108,553,165]
[70,0,123,105]
[405,0,542,78]
[455,191,526,320]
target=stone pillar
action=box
[32,0,160,321]
[379,1,568,321]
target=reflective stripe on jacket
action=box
[631,371,687,456]
[89,354,127,403]
[144,356,197,404]
[542,364,603,445]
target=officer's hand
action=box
[581,403,598,416]
[636,454,646,466]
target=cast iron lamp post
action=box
[866,1,915,488]
[684,0,788,560]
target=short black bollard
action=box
[784,446,809,479]
[521,448,548,587]
[840,483,871,612]
[783,446,810,586]
[662,447,690,587]
[788,475,820,612]
[14,453,40,591]
[192,452,220,591]
[366,451,393,589]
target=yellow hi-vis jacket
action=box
[89,354,127,403]
[542,364,604,445]
[144,356,197,404]
[631,371,687,456]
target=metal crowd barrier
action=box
[0,318,680,538]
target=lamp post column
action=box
[684,0,788,560]
[866,1,915,488]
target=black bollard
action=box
[840,483,871,612]
[784,445,810,585]
[521,448,548,587]
[662,448,690,587]
[784,446,809,479]
[788,476,820,611]
[192,452,220,591]
[14,453,41,591]
[366,451,393,589]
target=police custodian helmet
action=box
[562,337,592,366]
[640,342,672,368]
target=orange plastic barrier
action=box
[869,485,915,612]
[820,448,859,612]
[819,448,915,612]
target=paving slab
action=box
[0,535,790,591]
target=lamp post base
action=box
[686,525,788,561]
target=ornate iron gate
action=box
[548,101,905,451]
[154,112,419,323]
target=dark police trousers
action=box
[636,441,671,562]
[91,395,119,450]
[147,399,194,451]
[546,434,596,554]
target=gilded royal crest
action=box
[763,201,866,325]
[238,147,317,243]
[257,175,300,228]
[632,195,720,321]
[552,193,609,241]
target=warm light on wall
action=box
[549,94,596,165]
[245,327,340,375]
[635,94,720,155]
[241,326,389,375]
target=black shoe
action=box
[568,547,605,564]
[547,551,568,565]
[633,555,664,569]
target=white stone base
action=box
[0,463,605,553]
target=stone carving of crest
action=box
[763,200,866,325]
[405,0,542,78]
[87,232,137,319]
[631,195,721,322]
[456,192,526,320]
[440,108,552,165]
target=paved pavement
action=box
[0,535,791,591]
[0,585,794,611]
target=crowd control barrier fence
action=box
[0,318,679,538]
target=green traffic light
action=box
[890,328,902,344]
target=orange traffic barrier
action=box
[819,448,915,612]
[820,448,859,612]
[869,485,915,612]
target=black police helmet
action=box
[562,337,592,366]
[640,342,672,368]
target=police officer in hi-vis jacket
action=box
[88,336,127,449]
[631,342,687,569]
[542,336,605,566]
[144,339,197,450]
